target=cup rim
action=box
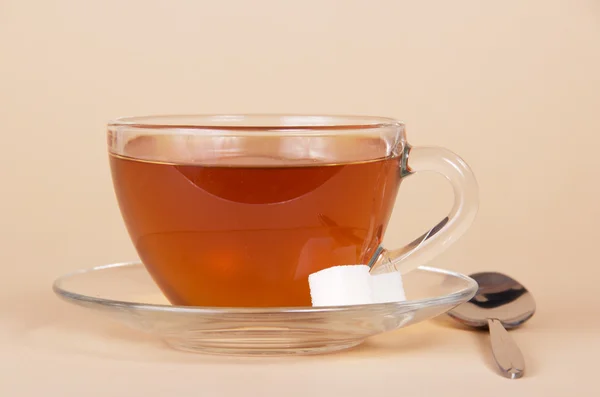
[108,114,405,132]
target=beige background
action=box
[1,0,599,395]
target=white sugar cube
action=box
[370,271,406,303]
[308,264,407,307]
[308,265,373,307]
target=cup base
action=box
[165,334,364,356]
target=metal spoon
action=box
[447,272,536,379]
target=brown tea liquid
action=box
[110,154,402,307]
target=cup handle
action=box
[369,145,479,275]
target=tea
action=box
[110,153,402,307]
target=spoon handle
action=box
[487,318,525,379]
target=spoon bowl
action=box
[449,272,536,329]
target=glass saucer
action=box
[52,262,477,356]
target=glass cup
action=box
[107,115,478,307]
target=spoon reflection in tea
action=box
[447,272,536,379]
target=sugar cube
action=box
[308,265,373,306]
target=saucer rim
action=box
[52,261,478,314]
